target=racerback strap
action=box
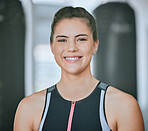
[47,85,56,93]
[97,82,111,131]
[39,85,56,131]
[97,81,109,91]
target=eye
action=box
[77,38,87,42]
[58,39,67,42]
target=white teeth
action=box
[65,57,79,60]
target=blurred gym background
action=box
[0,0,147,130]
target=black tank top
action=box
[39,82,111,131]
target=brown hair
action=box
[50,6,98,43]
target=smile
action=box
[64,56,82,63]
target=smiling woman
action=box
[14,6,144,131]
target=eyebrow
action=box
[56,35,69,38]
[55,34,88,39]
[75,34,88,37]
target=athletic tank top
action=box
[39,81,112,131]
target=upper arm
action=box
[116,94,144,131]
[14,90,46,131]
[106,87,145,131]
[14,98,34,131]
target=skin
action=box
[14,18,144,131]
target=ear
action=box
[50,43,54,54]
[93,40,99,55]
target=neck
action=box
[57,67,99,101]
[58,65,98,90]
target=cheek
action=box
[53,48,63,65]
[54,44,63,53]
[53,44,65,60]
[82,44,94,55]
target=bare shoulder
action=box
[106,86,144,131]
[14,89,46,131]
[20,89,46,110]
[106,86,137,107]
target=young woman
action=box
[14,6,144,131]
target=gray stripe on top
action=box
[100,90,111,131]
[39,93,51,131]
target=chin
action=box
[62,65,90,76]
[63,68,81,75]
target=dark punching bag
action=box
[0,0,25,130]
[93,2,137,98]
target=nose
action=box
[67,40,78,52]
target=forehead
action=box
[54,18,92,36]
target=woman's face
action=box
[51,18,98,75]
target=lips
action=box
[63,56,82,63]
